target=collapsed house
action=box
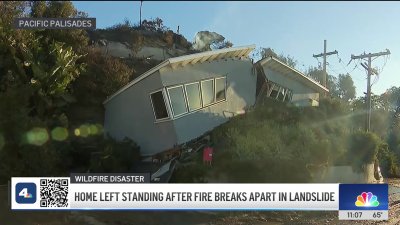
[103,45,329,156]
[255,56,328,106]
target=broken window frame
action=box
[149,89,170,121]
[287,90,293,102]
[266,81,293,103]
[269,84,280,99]
[215,76,227,102]
[277,87,285,101]
[284,89,293,102]
[201,78,215,107]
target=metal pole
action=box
[323,40,327,88]
[366,56,372,132]
[350,49,390,132]
[140,1,143,28]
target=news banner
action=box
[11,173,388,220]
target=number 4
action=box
[19,188,28,197]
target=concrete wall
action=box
[104,71,178,156]
[160,58,257,144]
[99,41,133,58]
[263,67,320,107]
[310,164,377,183]
[136,47,188,61]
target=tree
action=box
[30,1,47,17]
[385,86,400,156]
[304,67,342,98]
[0,1,28,24]
[327,75,341,98]
[305,67,324,84]
[0,2,86,181]
[255,47,297,69]
[141,17,167,32]
[30,1,89,51]
[377,142,399,177]
[76,48,133,98]
[337,74,356,101]
[379,86,400,112]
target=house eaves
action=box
[103,45,256,104]
[257,56,329,93]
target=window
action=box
[185,82,202,111]
[269,84,280,99]
[286,90,293,102]
[266,81,293,103]
[201,79,215,106]
[215,77,226,102]
[277,88,285,101]
[167,86,188,117]
[150,91,169,120]
[158,77,227,121]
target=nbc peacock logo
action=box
[355,192,379,207]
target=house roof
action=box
[103,45,256,104]
[257,56,329,93]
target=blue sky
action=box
[73,1,400,96]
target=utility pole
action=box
[351,49,391,132]
[313,40,338,88]
[139,0,143,28]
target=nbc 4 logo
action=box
[355,192,379,207]
[15,183,36,204]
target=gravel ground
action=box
[1,180,400,225]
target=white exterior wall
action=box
[104,58,256,155]
[160,58,257,144]
[263,67,321,107]
[104,71,178,156]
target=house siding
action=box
[104,54,324,156]
[104,71,178,156]
[160,58,256,144]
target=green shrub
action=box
[377,142,400,177]
[170,163,209,183]
[347,131,381,172]
[212,155,311,183]
[89,137,140,173]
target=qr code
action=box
[39,179,69,207]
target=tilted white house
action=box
[103,45,257,156]
[103,46,329,156]
[255,56,329,106]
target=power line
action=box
[377,54,390,75]
[353,59,366,73]
[327,61,365,84]
[371,74,379,87]
[347,62,359,74]
[336,53,357,75]
[314,57,322,70]
[327,63,342,76]
[351,49,391,132]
